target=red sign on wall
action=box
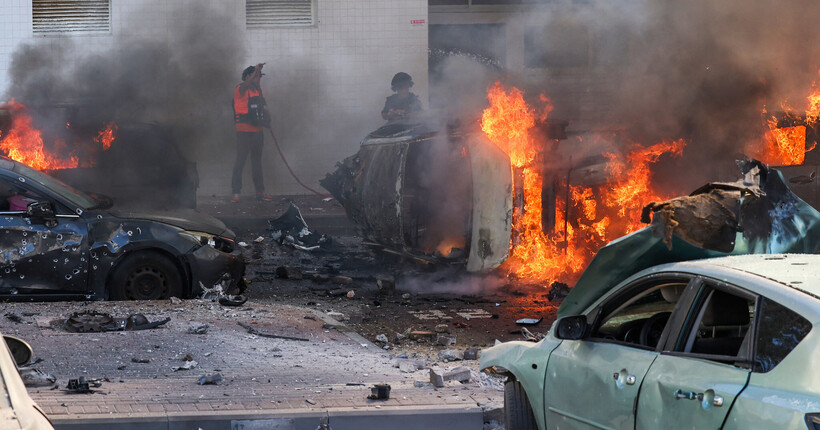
[411,19,425,26]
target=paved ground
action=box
[0,194,561,429]
[3,299,502,429]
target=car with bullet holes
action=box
[0,157,244,301]
[482,253,820,430]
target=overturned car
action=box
[0,157,244,301]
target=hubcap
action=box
[125,265,167,299]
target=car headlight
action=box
[180,231,235,253]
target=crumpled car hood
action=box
[108,209,232,238]
[559,160,820,318]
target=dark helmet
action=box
[242,65,256,81]
[391,72,413,91]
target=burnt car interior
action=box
[684,288,754,360]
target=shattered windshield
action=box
[12,161,97,210]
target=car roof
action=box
[661,253,820,299]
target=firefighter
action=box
[231,63,273,202]
[381,72,422,122]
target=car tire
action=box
[505,380,538,430]
[109,251,183,300]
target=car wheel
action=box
[505,380,538,430]
[109,251,183,300]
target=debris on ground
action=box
[395,358,426,373]
[463,348,481,361]
[367,384,391,400]
[437,335,456,346]
[375,334,389,343]
[60,311,170,333]
[237,322,310,342]
[5,312,23,323]
[20,368,56,387]
[438,349,463,362]
[269,202,331,251]
[131,358,150,364]
[187,323,210,335]
[172,360,198,371]
[64,377,101,394]
[515,317,542,326]
[198,373,223,385]
[547,282,570,302]
[430,366,471,387]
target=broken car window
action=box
[754,298,812,373]
[593,282,687,348]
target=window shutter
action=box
[246,0,315,28]
[32,0,111,35]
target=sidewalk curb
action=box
[51,405,484,430]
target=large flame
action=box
[0,100,78,170]
[751,77,820,165]
[94,121,118,150]
[480,83,685,283]
[0,101,116,170]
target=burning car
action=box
[0,157,244,300]
[480,162,820,429]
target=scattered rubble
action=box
[20,368,56,387]
[438,349,464,362]
[269,203,331,251]
[430,366,471,387]
[238,322,310,342]
[367,384,391,400]
[60,311,170,333]
[187,323,210,335]
[463,348,481,361]
[198,373,223,385]
[172,360,198,371]
[437,335,456,346]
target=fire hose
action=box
[267,127,332,198]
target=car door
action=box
[636,280,754,429]
[544,277,692,430]
[0,177,89,293]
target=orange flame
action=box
[94,121,117,150]
[0,100,78,170]
[480,82,685,283]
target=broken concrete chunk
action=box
[346,290,355,299]
[434,324,449,333]
[169,296,183,305]
[328,288,348,297]
[375,334,389,343]
[198,373,222,385]
[430,366,471,387]
[438,349,464,362]
[172,360,198,371]
[326,311,346,321]
[187,323,209,335]
[463,348,481,361]
[376,276,395,292]
[332,276,353,285]
[131,357,150,364]
[275,266,303,280]
[414,380,425,388]
[437,335,456,346]
[398,359,426,373]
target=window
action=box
[593,281,688,348]
[678,286,756,365]
[32,0,111,35]
[246,0,316,28]
[753,298,812,373]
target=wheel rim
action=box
[124,265,167,299]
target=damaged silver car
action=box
[481,161,820,430]
[0,157,244,301]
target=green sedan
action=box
[482,253,820,430]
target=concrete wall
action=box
[0,0,429,196]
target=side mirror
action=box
[3,335,33,367]
[555,315,590,340]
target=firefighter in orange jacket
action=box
[231,63,273,202]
